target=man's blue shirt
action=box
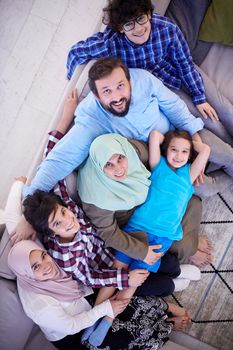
[24,68,203,196]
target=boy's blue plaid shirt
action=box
[67,14,206,105]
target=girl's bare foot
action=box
[167,302,191,331]
[167,302,191,319]
[168,316,190,331]
[198,235,212,254]
[189,250,212,267]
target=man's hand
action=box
[196,102,218,122]
[143,245,163,265]
[11,215,36,244]
[128,269,150,287]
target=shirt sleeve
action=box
[48,236,129,290]
[82,203,149,260]
[73,263,129,290]
[66,31,110,80]
[152,75,204,135]
[35,298,114,335]
[4,181,23,234]
[170,25,206,105]
[23,123,96,197]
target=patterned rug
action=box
[168,184,233,350]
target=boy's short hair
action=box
[88,57,130,97]
[23,190,67,236]
[102,0,154,32]
[161,130,196,162]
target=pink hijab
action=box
[8,240,87,302]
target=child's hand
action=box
[15,176,27,184]
[63,89,78,121]
[128,269,150,287]
[143,244,163,265]
[57,89,78,134]
[109,296,130,317]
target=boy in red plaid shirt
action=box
[23,90,149,291]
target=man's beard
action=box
[102,97,131,117]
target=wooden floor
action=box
[0,1,232,349]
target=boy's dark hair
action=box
[23,190,67,236]
[102,0,154,32]
[161,130,196,163]
[88,57,130,97]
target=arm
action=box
[34,298,115,335]
[171,25,218,121]
[82,203,148,260]
[5,177,37,243]
[23,122,96,197]
[48,231,130,289]
[67,31,110,80]
[149,130,164,170]
[12,92,80,242]
[82,203,163,265]
[190,142,210,184]
[152,76,204,135]
[73,261,130,290]
[55,89,78,134]
[4,178,26,235]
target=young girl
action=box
[115,129,210,272]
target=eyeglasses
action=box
[122,14,149,32]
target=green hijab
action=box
[77,134,151,211]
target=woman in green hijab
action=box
[77,133,153,261]
[78,133,151,211]
[77,133,183,298]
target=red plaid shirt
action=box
[45,130,129,289]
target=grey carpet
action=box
[169,184,233,350]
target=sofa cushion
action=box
[0,229,15,279]
[200,43,233,104]
[165,0,212,65]
[152,0,171,16]
[0,278,34,350]
[24,324,56,350]
[199,0,233,47]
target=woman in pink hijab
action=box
[8,240,127,349]
[8,240,174,350]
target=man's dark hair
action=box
[102,0,154,32]
[23,190,67,236]
[88,57,130,97]
[161,130,196,163]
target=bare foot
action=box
[198,235,212,254]
[168,316,190,331]
[189,250,212,267]
[167,302,191,319]
[167,303,191,331]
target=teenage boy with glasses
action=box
[67,0,233,144]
